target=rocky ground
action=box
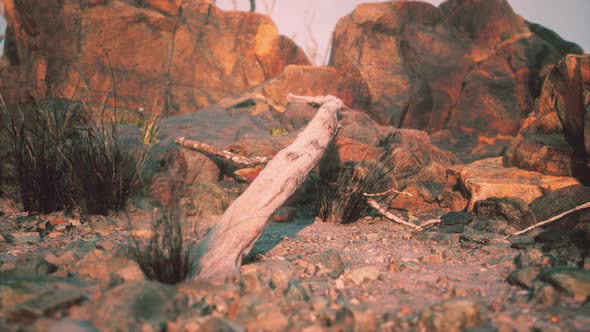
[0,203,588,332]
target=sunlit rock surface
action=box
[329,0,582,160]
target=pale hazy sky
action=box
[217,0,589,64]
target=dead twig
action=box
[363,188,412,198]
[366,198,421,230]
[511,201,590,237]
[366,197,441,230]
[419,218,441,229]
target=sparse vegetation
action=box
[0,96,158,215]
[318,159,394,224]
[130,203,192,284]
[2,98,78,213]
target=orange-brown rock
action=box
[154,80,462,214]
[384,129,459,188]
[505,54,590,184]
[334,136,383,164]
[0,0,309,120]
[329,0,582,160]
[383,129,461,214]
[234,165,265,184]
[259,65,354,111]
[214,65,353,116]
[449,157,580,211]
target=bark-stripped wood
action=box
[175,137,271,168]
[193,94,342,283]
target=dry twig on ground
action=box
[510,201,590,236]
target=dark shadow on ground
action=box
[243,216,315,264]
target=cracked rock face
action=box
[0,0,309,120]
[505,54,590,185]
[329,0,582,161]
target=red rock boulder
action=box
[505,54,590,184]
[329,0,582,161]
[0,0,309,120]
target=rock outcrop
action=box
[448,157,579,211]
[153,76,462,215]
[0,0,309,120]
[329,0,582,160]
[505,54,590,185]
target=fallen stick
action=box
[366,198,421,230]
[511,201,590,236]
[193,94,342,283]
[419,218,441,229]
[175,137,271,168]
[363,188,413,197]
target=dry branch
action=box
[175,137,271,168]
[419,218,441,229]
[193,94,342,283]
[366,198,421,230]
[366,197,440,230]
[511,201,590,236]
[363,188,412,198]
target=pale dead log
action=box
[511,201,590,237]
[175,137,270,168]
[193,94,342,283]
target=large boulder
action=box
[0,0,309,120]
[505,54,590,185]
[329,0,582,161]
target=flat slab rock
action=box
[448,157,579,211]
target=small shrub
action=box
[130,184,191,284]
[318,160,393,224]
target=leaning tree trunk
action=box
[192,94,342,283]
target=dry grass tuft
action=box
[130,204,192,284]
[1,95,159,215]
[318,160,393,224]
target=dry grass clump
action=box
[318,159,393,224]
[1,96,159,215]
[2,98,78,213]
[130,204,192,284]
